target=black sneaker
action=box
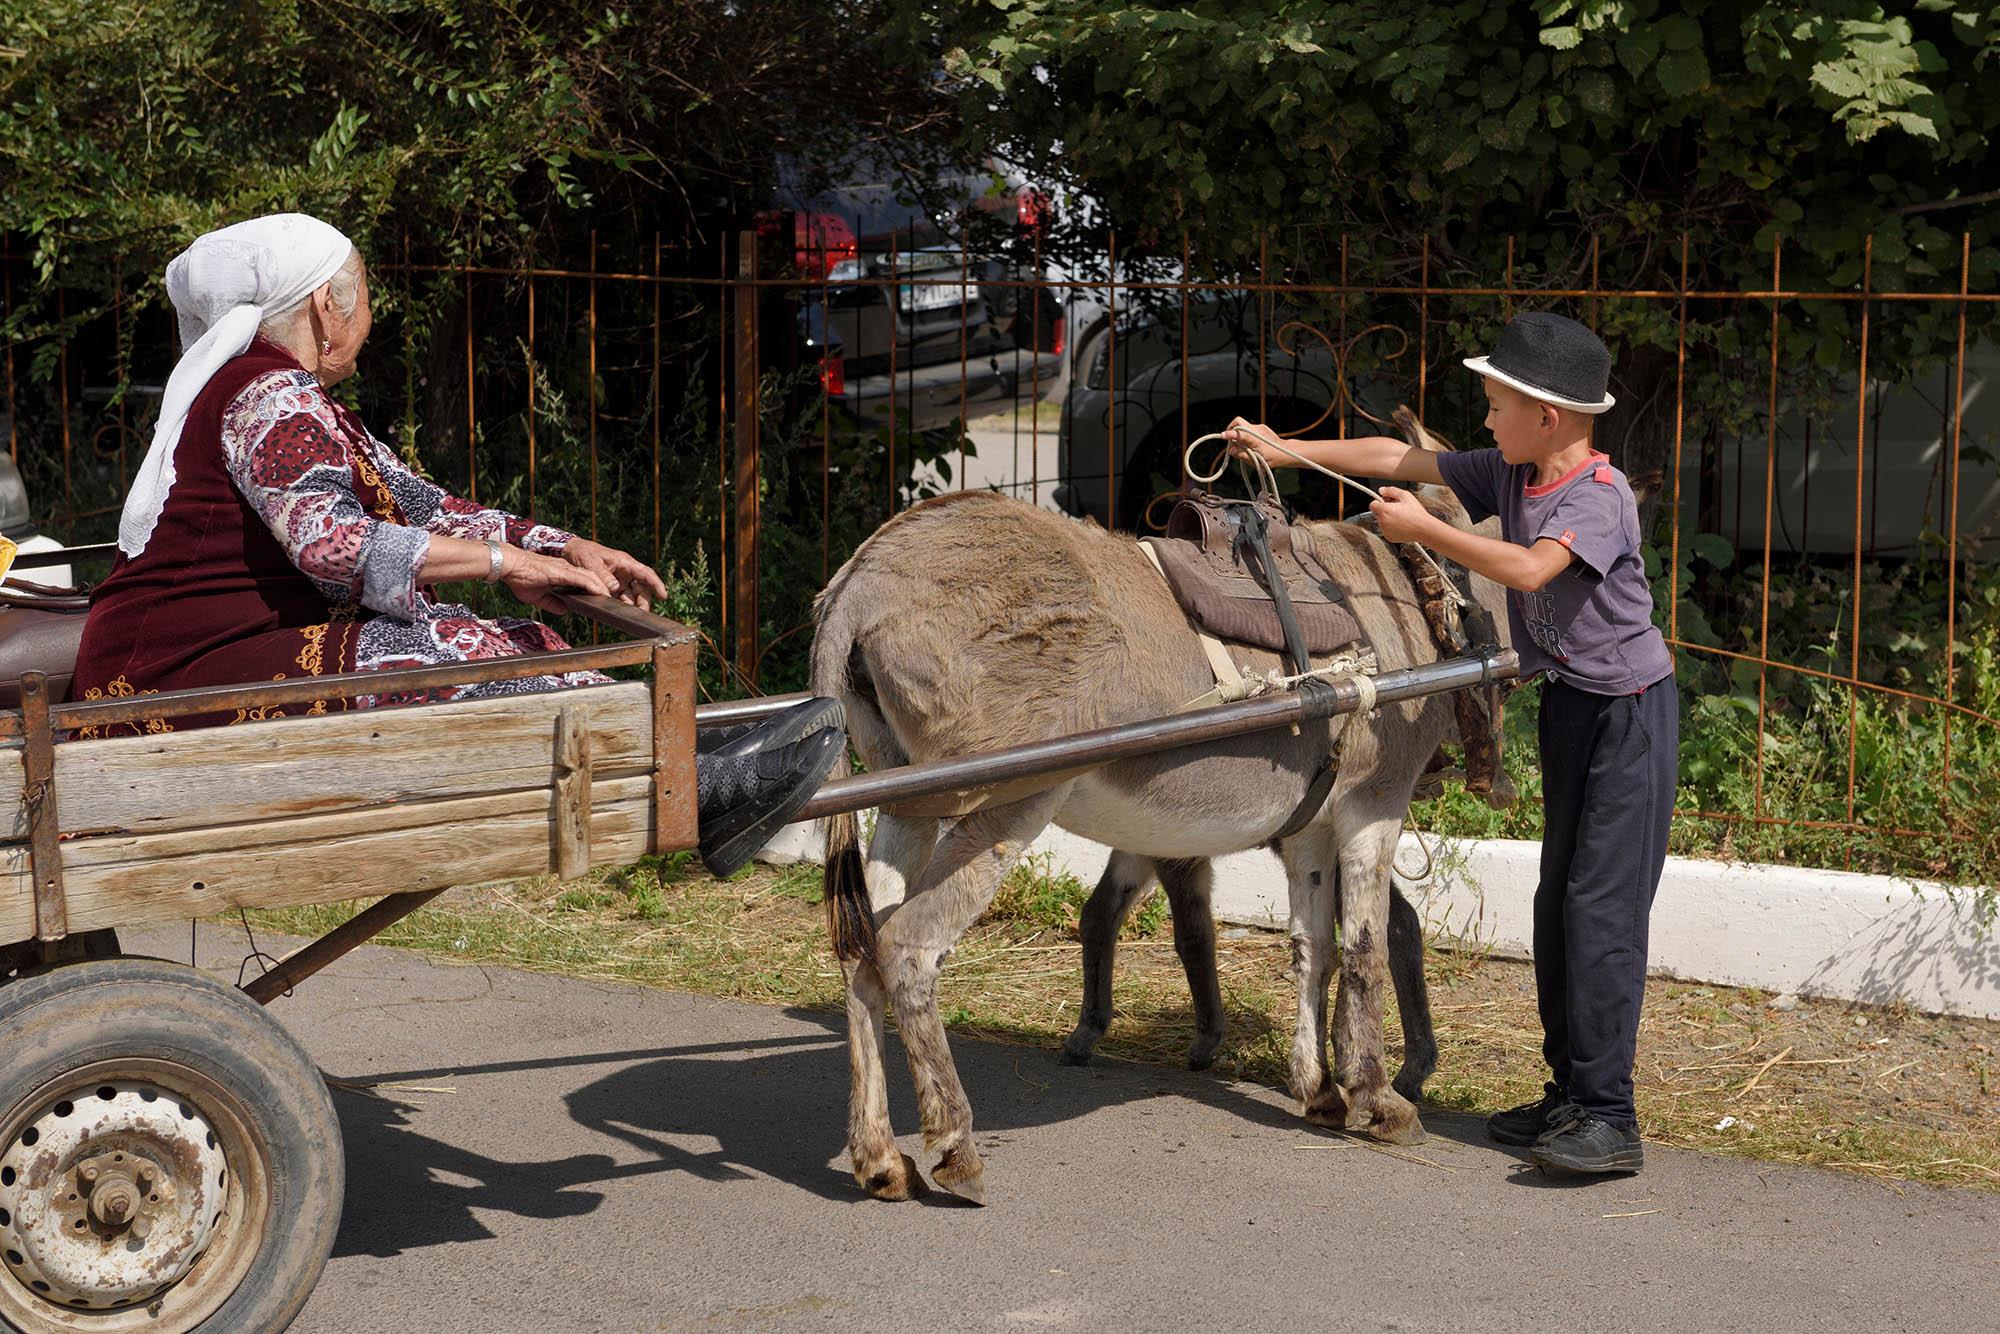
[696,726,845,879]
[1530,1108,1644,1176]
[1487,1081,1568,1147]
[697,696,845,760]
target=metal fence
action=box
[4,227,1996,876]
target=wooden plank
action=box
[0,777,655,943]
[552,704,593,879]
[51,681,653,839]
[652,641,699,853]
[0,744,24,845]
[0,846,31,943]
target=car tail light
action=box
[820,355,846,396]
[1051,316,1066,358]
[1017,188,1048,231]
[798,213,858,279]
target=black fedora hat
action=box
[1463,311,1615,414]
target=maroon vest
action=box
[71,339,399,734]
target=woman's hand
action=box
[1369,485,1436,543]
[1222,417,1286,466]
[500,547,617,614]
[558,538,670,609]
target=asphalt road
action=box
[137,927,2000,1333]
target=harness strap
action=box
[1233,501,1315,678]
[1273,741,1343,841]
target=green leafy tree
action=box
[0,1,947,329]
[900,0,2000,487]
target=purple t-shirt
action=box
[1434,448,1673,695]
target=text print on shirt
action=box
[1522,587,1567,661]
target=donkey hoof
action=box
[932,1144,987,1206]
[857,1151,931,1202]
[1300,1083,1350,1128]
[1058,1025,1103,1066]
[1348,1088,1426,1145]
[1392,1068,1429,1104]
[1186,1033,1223,1071]
[1057,1042,1094,1067]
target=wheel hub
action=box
[0,1081,229,1312]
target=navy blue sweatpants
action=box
[1534,674,1678,1129]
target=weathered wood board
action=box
[48,682,654,839]
[0,679,697,945]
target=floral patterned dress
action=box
[71,338,607,736]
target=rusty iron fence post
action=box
[731,229,762,687]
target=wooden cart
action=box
[0,544,705,1333]
[0,543,1516,1332]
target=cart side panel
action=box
[0,682,661,944]
[5,778,654,940]
[53,682,653,838]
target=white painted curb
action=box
[759,824,2000,1021]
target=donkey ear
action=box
[1392,404,1455,453]
[1627,469,1665,507]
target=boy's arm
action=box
[1225,420,1444,486]
[1372,486,1573,592]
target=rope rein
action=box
[1183,428,1469,608]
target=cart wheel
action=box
[0,958,342,1333]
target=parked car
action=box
[1054,290,1401,531]
[766,155,1066,435]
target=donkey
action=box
[812,477,1510,1204]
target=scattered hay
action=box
[246,857,2000,1194]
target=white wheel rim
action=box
[0,1080,229,1312]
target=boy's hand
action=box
[1223,417,1282,464]
[1370,486,1434,543]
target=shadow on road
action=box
[328,1006,1491,1252]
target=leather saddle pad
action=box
[1141,490,1362,656]
[0,605,88,709]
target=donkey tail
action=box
[813,591,878,965]
[823,796,877,964]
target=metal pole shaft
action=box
[695,692,812,726]
[243,891,447,1005]
[796,651,1517,822]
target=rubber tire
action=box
[0,958,343,1333]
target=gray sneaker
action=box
[1529,1107,1644,1175]
[1487,1081,1568,1147]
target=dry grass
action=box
[246,851,2000,1194]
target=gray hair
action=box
[256,248,363,341]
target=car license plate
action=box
[900,279,965,313]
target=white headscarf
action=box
[119,212,356,557]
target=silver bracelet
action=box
[484,539,507,583]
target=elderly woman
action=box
[73,213,839,876]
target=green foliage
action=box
[898,1,2000,492]
[917,0,1997,274]
[0,1,945,333]
[986,853,1093,933]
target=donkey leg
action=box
[1277,828,1341,1117]
[844,959,927,1200]
[845,812,940,1201]
[1387,883,1438,1102]
[1331,817,1424,1144]
[1061,851,1157,1066]
[879,790,1063,1205]
[1159,858,1226,1070]
[865,811,938,922]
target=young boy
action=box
[1225,311,1676,1176]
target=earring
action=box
[320,339,332,355]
